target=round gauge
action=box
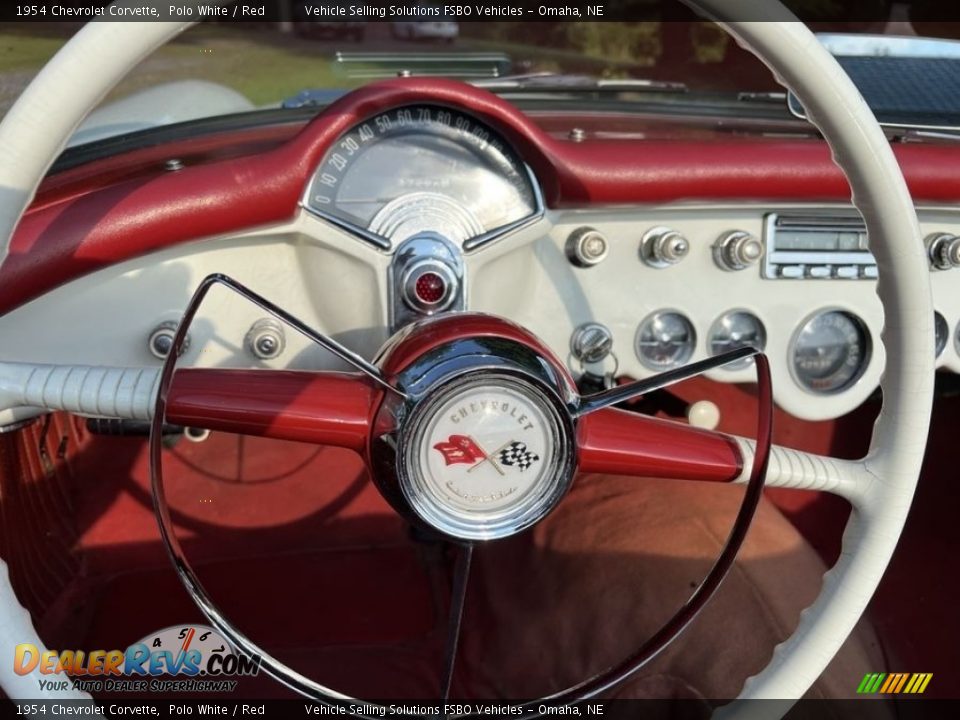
[307,105,538,247]
[709,311,766,370]
[635,310,697,371]
[791,310,871,394]
[935,312,948,358]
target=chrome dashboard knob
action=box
[714,230,763,271]
[927,233,960,270]
[565,227,609,267]
[642,227,689,267]
[148,321,189,359]
[246,318,286,360]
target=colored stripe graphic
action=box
[870,673,887,693]
[879,674,896,693]
[858,672,932,694]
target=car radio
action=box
[762,213,877,279]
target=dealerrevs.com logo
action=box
[14,624,261,694]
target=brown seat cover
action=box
[456,474,885,702]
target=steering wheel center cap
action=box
[400,374,574,541]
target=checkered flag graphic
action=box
[498,441,540,472]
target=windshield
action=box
[1,6,958,142]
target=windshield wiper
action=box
[473,73,687,94]
[896,128,960,143]
[283,71,688,109]
[335,50,511,80]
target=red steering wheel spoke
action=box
[574,346,769,484]
[165,368,379,453]
[577,407,743,482]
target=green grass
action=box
[0,28,67,73]
[123,25,349,106]
[0,24,353,109]
[0,23,722,111]
[0,23,639,116]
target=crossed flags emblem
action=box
[433,435,540,473]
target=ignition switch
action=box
[571,322,618,390]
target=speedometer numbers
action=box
[306,105,539,248]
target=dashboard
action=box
[0,82,958,425]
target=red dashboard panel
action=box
[2,77,959,315]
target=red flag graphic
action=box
[433,435,487,466]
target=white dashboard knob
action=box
[687,400,721,430]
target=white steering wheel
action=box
[0,1,934,708]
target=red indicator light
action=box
[415,272,446,304]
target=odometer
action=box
[305,104,539,249]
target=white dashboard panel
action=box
[0,204,956,424]
[472,203,958,420]
[0,224,391,374]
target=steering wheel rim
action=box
[0,4,934,709]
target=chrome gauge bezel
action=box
[789,308,872,395]
[300,103,544,251]
[634,309,697,371]
[934,311,948,359]
[708,310,767,370]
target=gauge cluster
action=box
[304,104,540,250]
[627,304,872,397]
[298,106,955,421]
[493,204,960,422]
[6,97,959,426]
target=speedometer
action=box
[306,104,539,249]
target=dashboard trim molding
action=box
[4,78,960,317]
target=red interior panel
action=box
[2,78,960,316]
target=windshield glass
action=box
[1,5,957,141]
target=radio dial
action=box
[715,231,763,271]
